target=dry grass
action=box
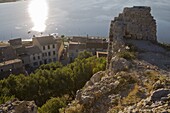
[118,51,136,60]
[61,101,84,113]
[122,84,142,105]
[108,105,124,113]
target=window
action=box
[44,59,47,64]
[53,51,56,55]
[43,46,45,50]
[53,44,55,48]
[45,53,47,56]
[76,49,78,52]
[49,59,52,62]
[1,69,3,72]
[33,62,38,66]
[48,45,50,49]
[42,53,44,57]
[38,56,40,60]
[39,61,42,65]
[33,56,36,60]
[48,52,51,56]
[53,58,56,61]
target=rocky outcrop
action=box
[110,56,131,73]
[64,6,170,113]
[0,99,37,113]
[150,89,170,102]
[64,58,170,113]
[83,71,105,88]
[121,88,170,113]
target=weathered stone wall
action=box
[107,6,157,69]
[111,6,157,41]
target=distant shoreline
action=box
[0,0,20,3]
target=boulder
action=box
[0,99,37,113]
[111,56,131,73]
[84,71,105,88]
[150,89,170,102]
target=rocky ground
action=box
[126,39,170,71]
[1,40,169,113]
[0,99,37,113]
[64,40,170,113]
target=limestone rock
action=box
[111,56,131,73]
[0,99,37,113]
[120,88,170,113]
[84,71,105,88]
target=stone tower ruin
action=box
[107,6,157,69]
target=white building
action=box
[32,36,58,64]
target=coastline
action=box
[0,0,20,3]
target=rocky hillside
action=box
[0,99,37,113]
[63,54,170,113]
[0,6,169,113]
[63,6,170,113]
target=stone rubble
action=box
[120,88,170,113]
[0,99,37,113]
[111,56,131,73]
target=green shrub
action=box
[0,53,106,107]
[39,97,67,113]
[118,51,136,60]
[0,95,15,104]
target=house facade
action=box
[0,59,25,79]
[26,46,42,67]
[8,38,30,67]
[0,45,17,62]
[32,35,58,64]
[67,36,108,62]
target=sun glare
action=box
[28,0,48,32]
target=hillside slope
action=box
[63,50,170,113]
[63,6,170,113]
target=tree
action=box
[77,51,92,60]
[0,55,106,107]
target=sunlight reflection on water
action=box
[28,0,48,32]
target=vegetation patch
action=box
[39,97,67,113]
[0,51,106,113]
[61,101,84,113]
[144,70,169,92]
[122,84,142,105]
[118,51,136,60]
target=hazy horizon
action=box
[0,0,170,43]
